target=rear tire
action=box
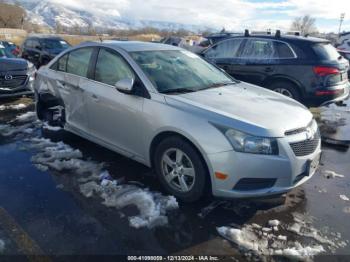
[154,136,208,202]
[268,81,301,102]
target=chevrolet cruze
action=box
[34,41,321,202]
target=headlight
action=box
[223,128,278,155]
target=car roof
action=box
[81,40,181,52]
[223,34,330,44]
[27,36,64,40]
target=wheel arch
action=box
[149,130,213,193]
[262,76,306,97]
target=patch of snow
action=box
[0,123,33,137]
[280,243,325,260]
[0,103,28,111]
[15,111,37,123]
[340,195,349,201]
[42,122,62,131]
[268,219,280,227]
[28,136,178,229]
[323,170,345,179]
[277,235,287,241]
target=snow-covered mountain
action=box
[3,0,212,32]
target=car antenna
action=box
[244,29,250,37]
[275,30,281,38]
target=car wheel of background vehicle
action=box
[268,81,301,102]
[154,136,208,202]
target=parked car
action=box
[0,40,20,57]
[21,36,70,68]
[34,41,321,202]
[0,44,35,98]
[201,32,350,106]
[337,49,350,78]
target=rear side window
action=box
[274,41,295,58]
[313,43,341,60]
[240,39,276,59]
[94,48,134,86]
[66,48,94,77]
[204,39,243,59]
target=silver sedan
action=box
[34,41,321,202]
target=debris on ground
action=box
[323,170,345,179]
[217,212,347,260]
[340,195,349,201]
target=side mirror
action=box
[115,78,134,94]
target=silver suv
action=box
[34,41,321,202]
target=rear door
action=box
[233,38,279,85]
[51,47,95,132]
[82,47,145,157]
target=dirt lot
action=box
[0,96,349,261]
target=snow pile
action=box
[323,170,345,179]
[15,111,37,123]
[0,123,34,137]
[79,176,179,229]
[217,225,324,260]
[28,137,179,229]
[43,122,63,131]
[0,103,28,111]
[217,213,347,260]
[340,195,349,201]
[0,239,4,253]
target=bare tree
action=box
[291,15,318,36]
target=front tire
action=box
[154,136,208,202]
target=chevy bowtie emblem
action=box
[305,127,314,140]
[4,74,13,81]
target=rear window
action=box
[313,43,341,60]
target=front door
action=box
[83,47,145,157]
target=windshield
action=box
[0,48,15,58]
[313,43,341,60]
[129,50,235,93]
[42,39,70,49]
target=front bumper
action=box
[207,132,321,199]
[0,75,34,98]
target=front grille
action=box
[0,75,27,89]
[289,131,320,157]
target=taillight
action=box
[313,66,340,76]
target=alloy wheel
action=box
[161,148,196,193]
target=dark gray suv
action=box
[202,33,350,106]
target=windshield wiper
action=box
[160,88,196,94]
[201,81,236,90]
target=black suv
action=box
[22,36,70,68]
[201,32,350,106]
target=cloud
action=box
[49,0,350,32]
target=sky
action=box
[50,0,350,33]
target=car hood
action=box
[0,58,28,71]
[164,82,313,137]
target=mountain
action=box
[3,0,212,32]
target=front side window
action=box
[240,39,276,59]
[95,48,135,86]
[66,48,94,78]
[130,50,235,93]
[204,39,243,59]
[42,39,70,50]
